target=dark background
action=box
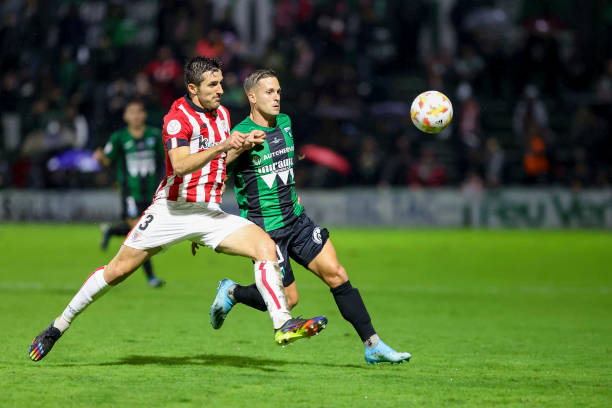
[1,0,611,191]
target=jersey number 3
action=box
[138,215,154,231]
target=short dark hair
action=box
[124,98,145,110]
[184,56,222,87]
[243,69,277,95]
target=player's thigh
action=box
[216,223,276,261]
[124,201,196,250]
[307,239,348,287]
[105,245,160,285]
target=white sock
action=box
[54,267,110,333]
[365,334,380,349]
[254,261,291,329]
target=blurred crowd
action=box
[1,0,611,191]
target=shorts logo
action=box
[312,227,322,245]
[167,119,181,135]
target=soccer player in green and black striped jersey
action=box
[206,70,412,364]
[94,100,165,287]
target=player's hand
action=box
[226,131,246,150]
[221,176,228,194]
[93,147,105,163]
[247,130,266,146]
[241,130,266,150]
[191,242,199,256]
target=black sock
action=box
[109,222,131,236]
[142,260,154,279]
[233,284,267,312]
[331,280,376,342]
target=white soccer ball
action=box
[410,91,453,134]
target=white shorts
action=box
[123,199,252,251]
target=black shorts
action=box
[120,194,149,220]
[268,212,330,287]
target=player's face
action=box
[192,70,224,110]
[251,77,281,117]
[123,103,146,127]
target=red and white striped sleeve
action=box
[162,112,191,151]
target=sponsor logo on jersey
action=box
[257,158,293,175]
[262,146,294,161]
[199,136,223,150]
[312,227,322,244]
[167,119,181,135]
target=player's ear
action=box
[187,83,198,96]
[247,90,256,104]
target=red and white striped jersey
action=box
[154,95,231,204]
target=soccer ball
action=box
[410,91,453,134]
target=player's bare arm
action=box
[168,131,246,176]
[93,147,110,166]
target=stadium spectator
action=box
[144,45,183,109]
[484,137,504,188]
[409,147,447,187]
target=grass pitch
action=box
[0,224,610,407]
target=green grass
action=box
[0,225,610,407]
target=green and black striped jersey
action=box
[103,126,165,202]
[230,114,304,232]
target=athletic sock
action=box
[109,222,131,236]
[55,267,110,333]
[364,333,380,349]
[254,261,291,329]
[330,280,376,342]
[142,260,154,280]
[232,284,267,311]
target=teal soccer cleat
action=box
[209,279,236,329]
[364,340,411,364]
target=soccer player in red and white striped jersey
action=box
[28,57,327,362]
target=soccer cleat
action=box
[100,223,111,251]
[274,316,327,346]
[364,339,411,365]
[29,323,62,362]
[209,279,236,329]
[148,276,165,288]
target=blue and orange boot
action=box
[274,316,328,346]
[29,323,62,362]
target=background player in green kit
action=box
[94,100,165,288]
[203,70,411,364]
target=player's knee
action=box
[323,263,348,287]
[105,260,135,284]
[255,234,277,261]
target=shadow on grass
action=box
[56,353,366,372]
